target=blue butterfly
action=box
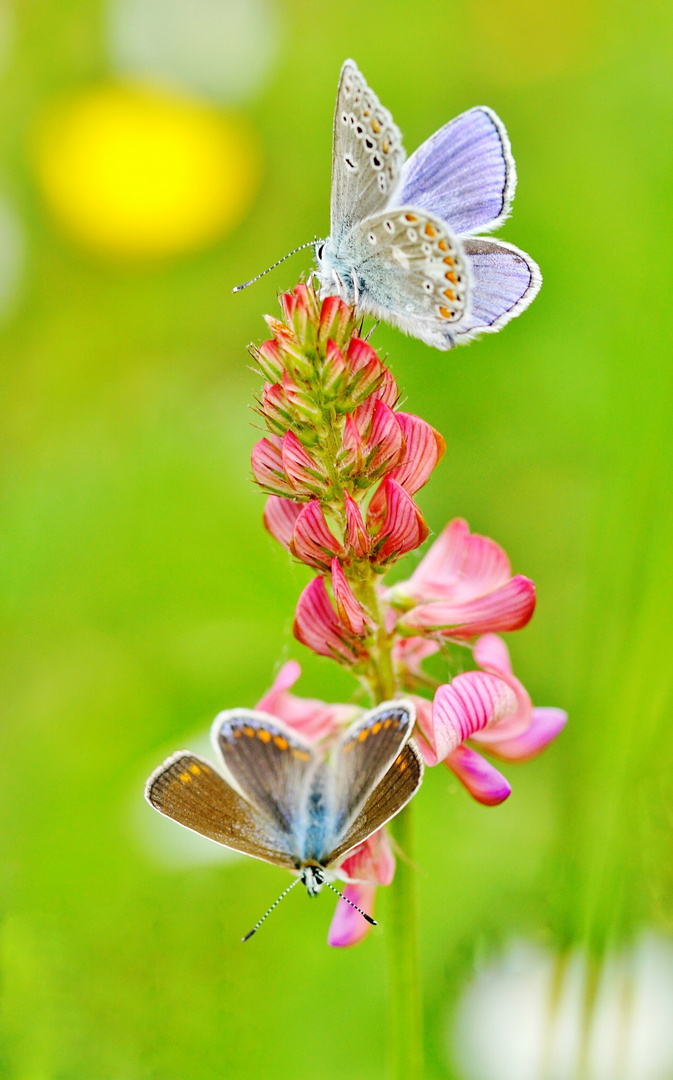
[145,700,423,937]
[314,59,541,350]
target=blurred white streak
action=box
[107,0,281,104]
[0,197,25,322]
[451,935,673,1080]
[131,731,242,868]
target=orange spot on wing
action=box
[404,213,417,222]
[358,728,369,742]
[438,239,448,252]
[382,139,390,153]
[398,759,408,772]
[384,718,393,728]
[439,306,453,319]
[424,223,436,238]
[371,118,381,133]
[443,255,454,266]
[372,721,383,734]
[445,270,457,284]
[243,726,255,737]
[233,728,242,737]
[257,728,272,743]
[273,735,289,751]
[188,763,202,775]
[444,289,456,301]
[292,749,310,761]
[178,771,191,783]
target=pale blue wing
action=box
[452,237,542,341]
[394,107,516,235]
[330,59,406,246]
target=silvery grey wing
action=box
[330,59,405,247]
[328,740,424,866]
[145,752,298,869]
[341,206,471,349]
[330,700,417,841]
[211,709,318,836]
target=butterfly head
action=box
[301,864,326,897]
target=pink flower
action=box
[328,829,395,947]
[369,478,429,563]
[291,500,342,570]
[251,435,294,496]
[281,431,331,497]
[263,496,302,552]
[256,659,357,741]
[386,413,446,495]
[393,518,536,639]
[417,635,566,805]
[293,576,368,665]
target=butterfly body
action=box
[317,60,541,350]
[145,700,423,896]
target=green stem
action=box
[386,803,423,1080]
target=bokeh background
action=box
[1,0,672,1077]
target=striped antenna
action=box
[232,240,321,293]
[325,881,377,926]
[242,877,301,942]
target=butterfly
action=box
[145,699,423,937]
[314,58,541,350]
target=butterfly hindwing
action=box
[212,710,317,836]
[452,237,541,340]
[330,58,406,245]
[341,206,471,349]
[396,106,516,235]
[328,740,424,867]
[331,700,416,838]
[145,752,297,869]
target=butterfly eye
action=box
[316,243,325,261]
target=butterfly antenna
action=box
[232,241,321,293]
[242,877,301,942]
[325,881,377,926]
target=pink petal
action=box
[327,883,377,948]
[338,829,395,885]
[473,632,513,677]
[251,436,294,496]
[255,659,301,712]
[375,366,399,407]
[291,500,342,570]
[253,339,285,382]
[486,707,567,761]
[399,575,536,638]
[331,558,368,636]
[257,660,357,741]
[323,339,347,393]
[293,577,365,665]
[365,400,405,477]
[319,296,353,346]
[407,694,437,764]
[400,519,512,605]
[445,745,511,805]
[281,431,330,496]
[263,496,302,552]
[387,413,446,495]
[431,673,519,760]
[469,634,532,744]
[369,479,429,562]
[260,381,291,433]
[339,414,364,473]
[344,491,370,557]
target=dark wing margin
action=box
[328,740,424,866]
[211,709,317,835]
[145,752,297,870]
[332,700,416,835]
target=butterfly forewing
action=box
[329,740,424,867]
[342,207,471,348]
[330,59,406,245]
[145,752,298,869]
[212,710,317,836]
[332,701,416,838]
[396,106,516,235]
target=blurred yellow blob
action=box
[32,83,261,259]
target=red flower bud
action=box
[369,478,429,563]
[251,436,294,496]
[293,577,366,665]
[281,431,331,496]
[291,500,343,570]
[344,491,370,558]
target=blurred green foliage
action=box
[1,0,672,1076]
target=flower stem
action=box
[386,802,423,1080]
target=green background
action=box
[1,0,673,1076]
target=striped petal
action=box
[399,575,536,638]
[387,413,446,495]
[291,500,342,570]
[431,672,519,760]
[397,518,512,605]
[331,558,368,636]
[263,496,302,552]
[485,707,567,762]
[370,479,429,563]
[293,577,365,665]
